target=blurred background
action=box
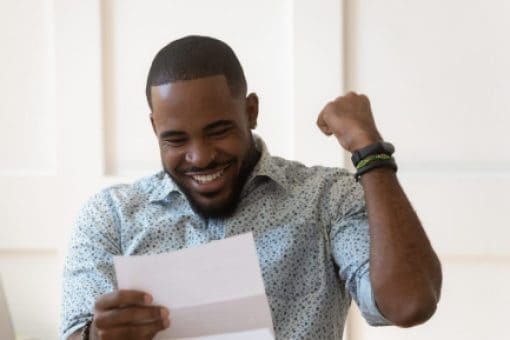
[1,0,509,339]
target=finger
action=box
[95,290,153,311]
[95,306,169,329]
[316,116,333,135]
[97,319,170,340]
[316,111,333,135]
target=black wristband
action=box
[351,141,395,167]
[355,158,397,181]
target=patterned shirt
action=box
[60,137,390,339]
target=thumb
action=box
[316,112,333,136]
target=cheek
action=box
[160,148,184,171]
[223,129,252,153]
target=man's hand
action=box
[90,290,170,340]
[316,92,382,152]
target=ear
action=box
[245,93,259,129]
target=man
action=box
[61,36,442,340]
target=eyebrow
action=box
[159,130,185,139]
[204,120,234,131]
[158,120,234,139]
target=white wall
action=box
[1,0,509,339]
[344,1,510,339]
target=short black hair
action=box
[145,35,247,110]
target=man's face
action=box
[150,75,259,218]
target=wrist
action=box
[348,134,382,153]
[351,141,397,181]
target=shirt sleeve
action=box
[60,190,122,339]
[328,176,392,326]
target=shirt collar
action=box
[148,171,181,203]
[149,134,288,203]
[248,135,288,190]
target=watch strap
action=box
[351,141,395,167]
[354,157,397,181]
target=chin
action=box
[188,191,239,219]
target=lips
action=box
[184,163,232,193]
[190,167,225,183]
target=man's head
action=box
[147,36,260,219]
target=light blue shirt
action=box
[61,137,390,339]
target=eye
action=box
[162,138,187,147]
[209,126,231,138]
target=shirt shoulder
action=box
[87,170,167,206]
[265,156,365,225]
[267,155,356,191]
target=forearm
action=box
[361,167,442,327]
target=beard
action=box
[164,136,261,219]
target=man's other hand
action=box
[316,92,383,152]
[90,290,170,340]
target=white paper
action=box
[178,328,274,340]
[114,233,274,339]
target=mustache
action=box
[178,159,235,173]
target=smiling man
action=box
[150,75,260,219]
[61,36,442,340]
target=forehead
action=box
[150,76,245,133]
[150,75,241,117]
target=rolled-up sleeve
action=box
[60,190,122,339]
[329,181,392,326]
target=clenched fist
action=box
[316,92,382,153]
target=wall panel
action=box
[345,0,510,166]
[0,0,56,175]
[0,176,133,250]
[344,0,510,339]
[0,250,60,340]
[350,259,510,340]
[104,0,295,175]
[399,172,510,256]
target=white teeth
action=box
[191,169,224,183]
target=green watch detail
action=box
[351,141,395,167]
[352,141,398,181]
[355,154,393,169]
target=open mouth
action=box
[185,163,231,185]
[191,168,225,183]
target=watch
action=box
[351,141,395,167]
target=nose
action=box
[185,140,216,168]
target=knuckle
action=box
[326,101,337,110]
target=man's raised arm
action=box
[317,92,442,327]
